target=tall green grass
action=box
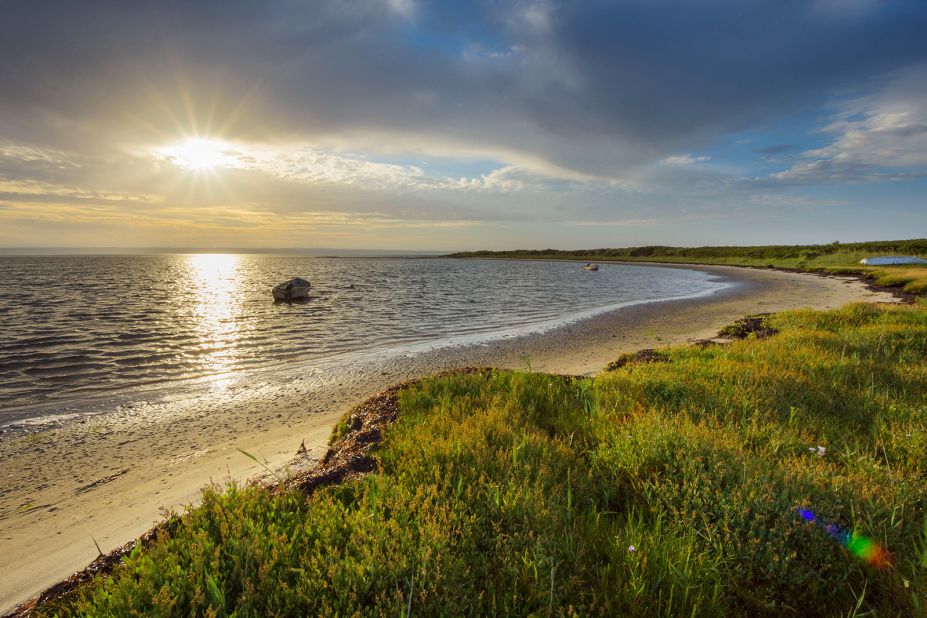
[37,301,927,616]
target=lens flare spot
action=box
[796,507,892,569]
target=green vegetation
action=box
[717,313,779,339]
[36,301,927,616]
[450,239,927,294]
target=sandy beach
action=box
[0,264,899,613]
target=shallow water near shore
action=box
[0,255,727,426]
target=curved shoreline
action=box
[0,260,722,430]
[0,263,899,613]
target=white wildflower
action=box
[628,545,636,552]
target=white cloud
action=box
[149,141,616,194]
[443,166,542,192]
[152,142,434,189]
[774,64,927,184]
[384,0,415,18]
[247,148,430,188]
[0,142,83,169]
[513,0,555,34]
[0,179,162,204]
[462,43,523,62]
[661,154,712,166]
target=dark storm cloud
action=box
[2,0,927,178]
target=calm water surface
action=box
[0,256,727,422]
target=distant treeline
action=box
[448,239,927,261]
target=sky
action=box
[1,0,926,251]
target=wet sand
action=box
[0,264,898,612]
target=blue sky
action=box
[0,0,925,250]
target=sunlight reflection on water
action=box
[186,254,243,390]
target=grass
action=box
[34,300,927,616]
[449,239,927,295]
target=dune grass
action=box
[863,267,927,295]
[35,301,927,616]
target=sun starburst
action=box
[157,138,236,171]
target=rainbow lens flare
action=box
[796,508,892,569]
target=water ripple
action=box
[0,255,725,419]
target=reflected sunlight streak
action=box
[186,253,243,389]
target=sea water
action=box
[0,255,728,424]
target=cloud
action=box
[148,140,564,193]
[384,0,416,18]
[753,144,799,156]
[0,179,162,205]
[0,1,926,248]
[773,64,927,184]
[2,1,926,182]
[154,142,435,189]
[0,143,83,170]
[661,154,711,166]
[511,1,556,34]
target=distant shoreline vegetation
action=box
[448,238,927,295]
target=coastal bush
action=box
[36,302,927,616]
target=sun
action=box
[157,138,234,171]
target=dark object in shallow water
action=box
[272,277,311,301]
